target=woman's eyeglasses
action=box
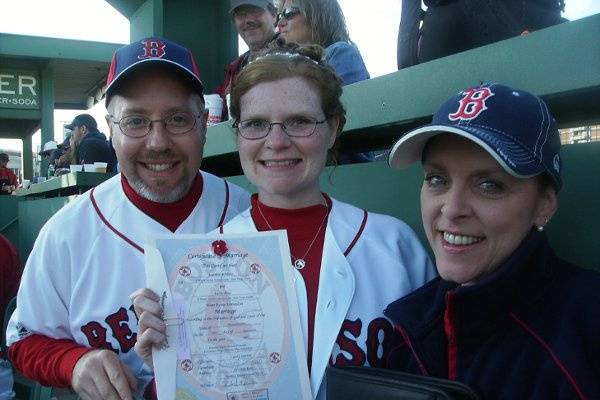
[276,7,302,24]
[234,117,327,140]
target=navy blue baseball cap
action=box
[105,37,204,101]
[388,83,562,190]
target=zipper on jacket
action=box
[444,290,458,380]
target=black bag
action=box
[398,0,567,69]
[327,366,480,400]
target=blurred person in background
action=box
[0,153,18,194]
[215,0,278,118]
[65,113,117,171]
[397,0,566,69]
[0,233,21,400]
[276,0,373,163]
[40,141,63,167]
[277,0,369,85]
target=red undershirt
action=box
[8,173,204,389]
[250,194,331,373]
[121,173,204,232]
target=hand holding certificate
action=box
[145,231,312,400]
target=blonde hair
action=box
[281,0,350,47]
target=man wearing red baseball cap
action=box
[7,37,250,400]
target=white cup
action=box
[94,162,108,173]
[22,179,31,189]
[83,164,96,172]
[204,94,224,126]
[70,164,83,172]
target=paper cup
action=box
[83,164,96,172]
[94,162,108,173]
[70,164,83,172]
[204,94,223,126]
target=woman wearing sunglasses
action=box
[132,41,436,399]
[276,0,369,86]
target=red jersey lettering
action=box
[333,318,366,366]
[106,307,137,353]
[366,317,403,368]
[448,87,494,121]
[81,321,118,352]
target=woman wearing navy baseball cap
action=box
[385,83,600,399]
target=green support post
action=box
[22,135,33,180]
[108,0,238,93]
[40,63,54,178]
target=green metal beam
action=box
[105,0,147,18]
[0,33,121,62]
[40,64,54,178]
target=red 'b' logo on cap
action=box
[138,39,166,59]
[448,87,494,121]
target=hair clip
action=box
[250,52,321,66]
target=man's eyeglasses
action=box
[234,117,327,140]
[109,112,202,138]
[276,7,302,24]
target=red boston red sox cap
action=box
[105,37,204,103]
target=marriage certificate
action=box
[145,231,312,400]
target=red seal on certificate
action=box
[269,352,281,364]
[178,265,191,277]
[212,240,228,256]
[250,263,261,274]
[181,359,194,372]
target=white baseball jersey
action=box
[7,171,250,390]
[220,197,437,399]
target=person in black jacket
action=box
[397,0,566,69]
[65,113,117,172]
[385,83,600,399]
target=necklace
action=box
[256,199,329,270]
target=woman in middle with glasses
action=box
[133,41,435,399]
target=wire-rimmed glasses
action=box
[108,112,202,138]
[233,117,327,140]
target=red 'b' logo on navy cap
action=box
[138,39,166,59]
[448,87,494,121]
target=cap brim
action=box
[105,58,204,98]
[64,123,75,130]
[230,0,268,13]
[388,125,541,180]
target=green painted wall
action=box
[227,142,600,272]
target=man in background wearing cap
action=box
[41,141,64,168]
[215,0,278,117]
[6,37,250,400]
[0,153,18,194]
[65,113,117,172]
